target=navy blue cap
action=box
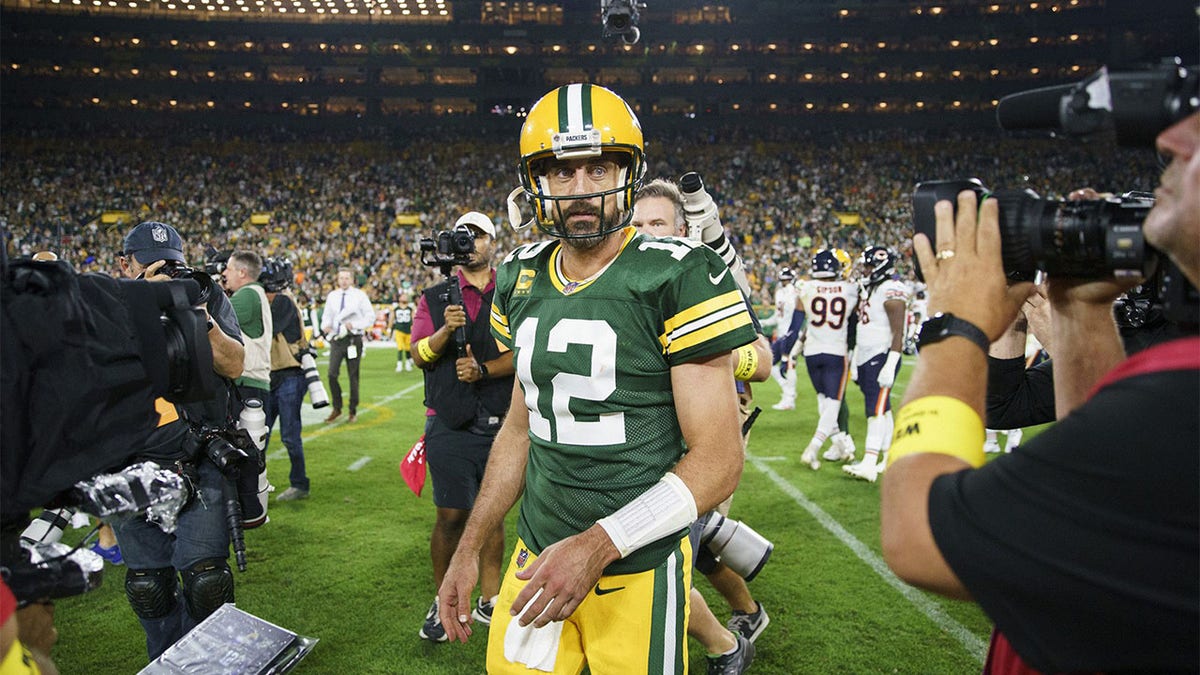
[123,221,185,264]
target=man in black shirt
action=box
[880,112,1199,672]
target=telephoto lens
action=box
[299,351,331,409]
[697,512,775,582]
[237,399,272,528]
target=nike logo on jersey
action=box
[593,583,626,596]
[708,268,729,285]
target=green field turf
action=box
[50,346,1012,674]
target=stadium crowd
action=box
[0,120,1159,315]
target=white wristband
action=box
[596,473,698,559]
[883,350,902,373]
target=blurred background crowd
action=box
[1,119,1159,315]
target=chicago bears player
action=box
[770,267,801,410]
[843,246,909,482]
[795,249,859,470]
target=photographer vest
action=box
[421,277,512,432]
[233,282,272,390]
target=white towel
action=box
[503,592,563,673]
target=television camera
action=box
[912,60,1198,327]
[601,0,645,45]
[2,245,216,604]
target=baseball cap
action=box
[123,221,185,264]
[454,211,497,238]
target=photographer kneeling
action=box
[880,112,1199,672]
[113,221,247,662]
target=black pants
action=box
[327,334,363,414]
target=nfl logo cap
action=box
[123,221,186,264]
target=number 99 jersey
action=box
[489,227,758,574]
[798,279,858,357]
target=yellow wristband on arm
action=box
[416,337,440,362]
[733,344,759,381]
[886,396,986,469]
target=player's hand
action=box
[876,367,896,389]
[510,525,619,628]
[437,549,481,644]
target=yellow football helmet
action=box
[517,83,646,239]
[832,248,853,279]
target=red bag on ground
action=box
[400,435,427,497]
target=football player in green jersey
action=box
[437,84,758,674]
[391,293,415,372]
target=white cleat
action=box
[843,460,879,483]
[823,433,857,462]
[800,447,821,471]
[983,440,1002,454]
[771,399,795,411]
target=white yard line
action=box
[347,457,373,472]
[747,453,988,664]
[266,382,425,460]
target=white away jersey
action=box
[774,282,798,337]
[855,279,910,365]
[798,279,857,357]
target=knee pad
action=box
[125,567,178,620]
[181,558,234,620]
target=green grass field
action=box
[50,346,1011,674]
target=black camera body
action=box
[418,225,477,357]
[419,225,476,268]
[152,259,216,306]
[258,257,293,293]
[602,0,644,45]
[911,179,1154,283]
[996,59,1197,147]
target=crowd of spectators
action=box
[1,118,1159,316]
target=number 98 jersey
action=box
[798,279,858,357]
[490,227,758,574]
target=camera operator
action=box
[319,268,374,423]
[113,221,247,662]
[410,211,514,642]
[261,261,312,503]
[222,251,274,524]
[880,112,1200,671]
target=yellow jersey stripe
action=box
[668,312,753,354]
[491,312,512,340]
[662,289,745,335]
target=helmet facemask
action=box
[516,83,647,243]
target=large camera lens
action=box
[912,180,1154,282]
[994,189,1154,280]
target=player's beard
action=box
[555,201,622,252]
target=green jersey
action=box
[391,303,414,332]
[491,227,757,574]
